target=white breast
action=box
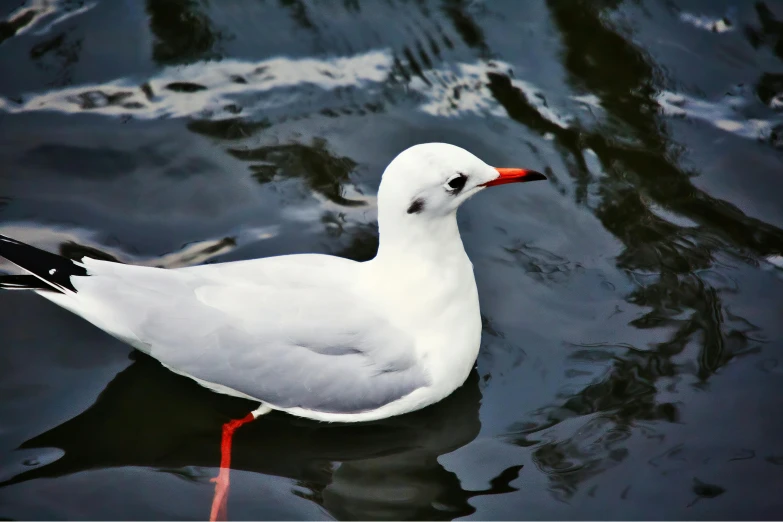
[358,249,482,403]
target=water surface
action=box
[1,0,783,519]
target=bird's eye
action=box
[447,173,467,193]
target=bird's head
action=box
[378,143,546,220]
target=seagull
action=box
[0,142,546,518]
[0,143,546,422]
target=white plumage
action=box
[0,143,546,422]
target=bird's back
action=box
[39,252,431,419]
[178,252,360,289]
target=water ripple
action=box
[0,50,393,119]
[0,48,574,130]
[0,0,96,44]
[657,89,783,146]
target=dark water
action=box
[1,0,783,519]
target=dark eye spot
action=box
[407,198,425,214]
[447,174,467,193]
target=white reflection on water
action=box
[679,12,733,34]
[657,90,781,142]
[2,0,97,38]
[0,49,573,127]
[0,223,278,271]
[0,50,394,119]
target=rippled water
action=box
[1,0,783,519]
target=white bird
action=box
[0,143,546,423]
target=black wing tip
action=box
[0,274,59,292]
[0,234,24,245]
[0,234,88,293]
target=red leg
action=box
[209,412,256,521]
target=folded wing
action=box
[46,256,427,414]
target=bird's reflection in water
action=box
[3,352,520,519]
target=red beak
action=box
[481,168,547,187]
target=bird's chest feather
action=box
[360,258,482,385]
